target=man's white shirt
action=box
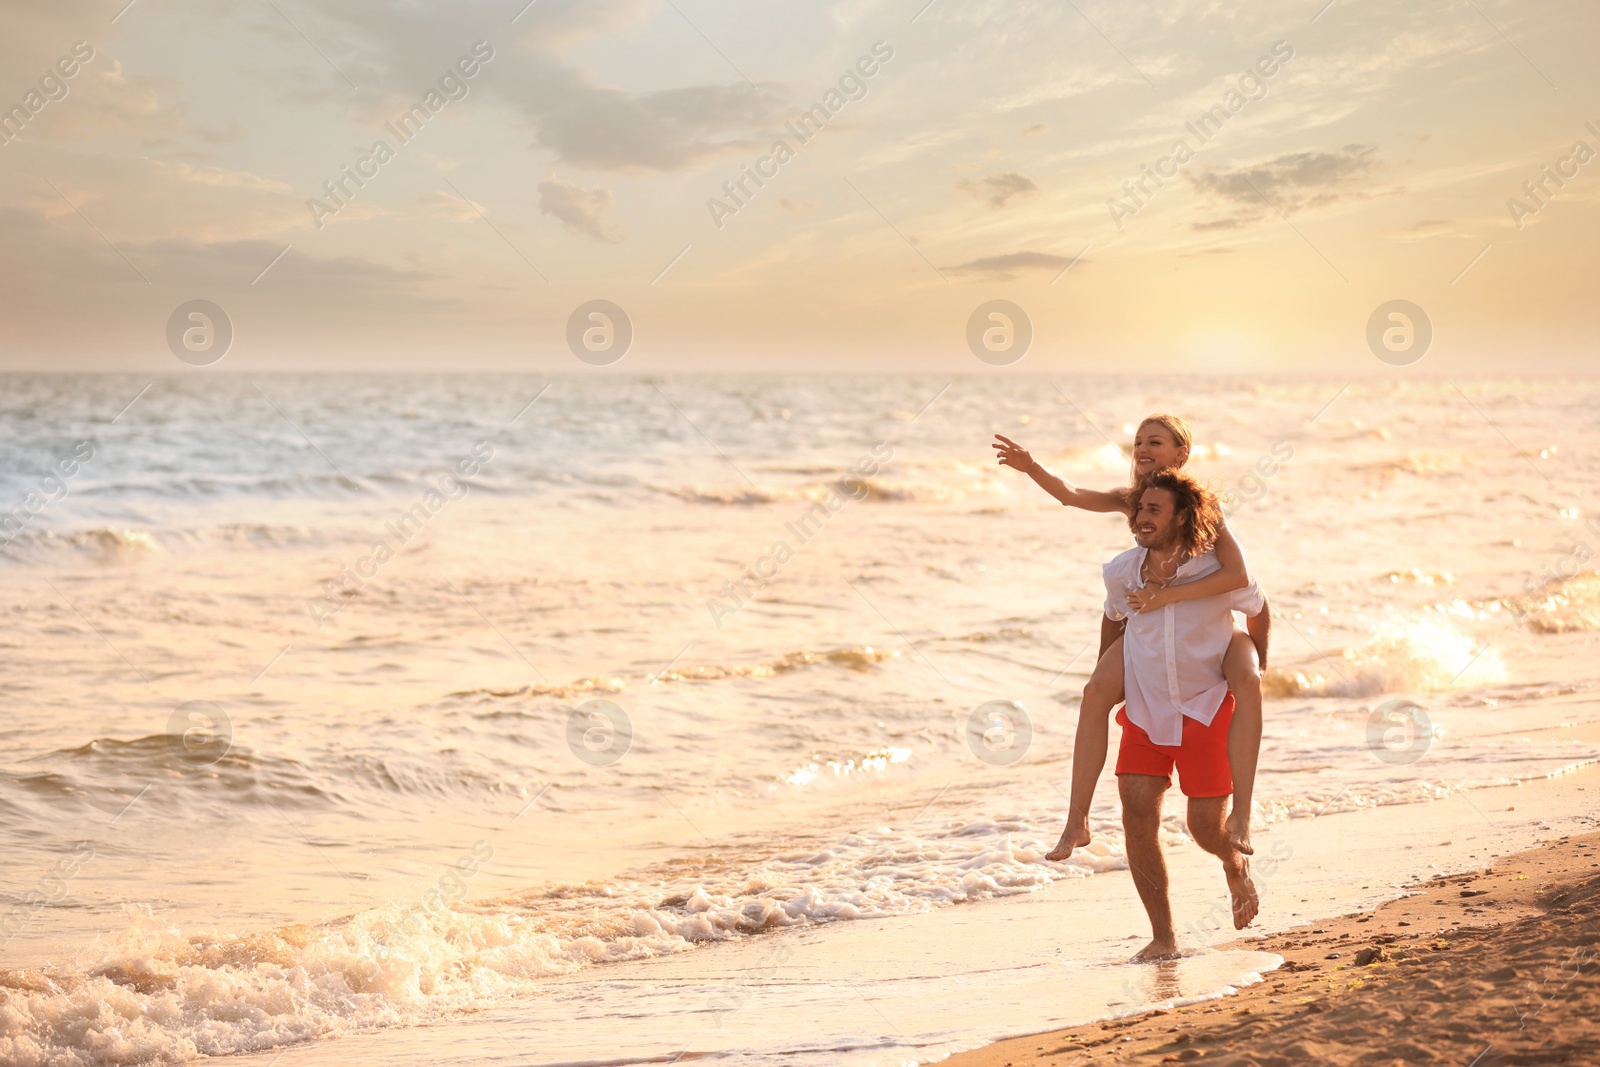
[1102,546,1265,746]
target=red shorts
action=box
[1114,691,1235,798]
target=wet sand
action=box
[942,832,1600,1066]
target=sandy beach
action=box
[944,832,1600,1067]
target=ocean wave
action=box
[0,526,161,561]
[782,745,911,788]
[1263,618,1505,698]
[0,523,324,564]
[4,737,343,812]
[657,646,897,681]
[0,738,528,821]
[658,476,992,507]
[851,476,975,504]
[662,485,784,506]
[60,472,373,501]
[1511,571,1600,633]
[1379,568,1453,586]
[449,645,898,703]
[450,675,629,702]
[1353,453,1467,479]
[0,818,1074,1066]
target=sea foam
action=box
[1264,618,1505,698]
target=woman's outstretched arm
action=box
[992,434,1128,513]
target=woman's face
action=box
[1132,422,1189,475]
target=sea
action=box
[2,373,1598,1066]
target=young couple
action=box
[994,415,1272,956]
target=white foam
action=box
[1265,618,1505,698]
[0,820,1085,1065]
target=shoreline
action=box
[941,831,1600,1066]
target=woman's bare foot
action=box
[1132,937,1180,961]
[1225,809,1254,856]
[1044,817,1090,862]
[1226,856,1260,929]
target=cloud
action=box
[414,189,482,222]
[143,159,291,193]
[538,176,620,241]
[21,155,304,244]
[0,48,187,147]
[941,250,1079,280]
[777,198,815,212]
[136,237,434,292]
[1191,145,1377,209]
[1188,145,1377,229]
[0,207,441,360]
[241,0,788,173]
[955,172,1039,208]
[527,75,785,171]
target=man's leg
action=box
[1221,631,1263,856]
[1186,794,1259,929]
[1118,773,1178,960]
[1047,637,1125,862]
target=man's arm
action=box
[1245,596,1271,669]
[1099,613,1126,659]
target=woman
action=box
[992,414,1264,858]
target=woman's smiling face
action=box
[1132,420,1190,475]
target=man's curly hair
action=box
[1128,468,1223,559]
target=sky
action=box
[0,0,1597,373]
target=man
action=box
[1101,470,1271,960]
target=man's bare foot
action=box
[1226,856,1259,929]
[1044,817,1090,862]
[1132,937,1180,961]
[1225,809,1254,856]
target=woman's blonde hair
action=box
[1116,413,1195,501]
[1138,413,1193,458]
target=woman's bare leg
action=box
[1222,629,1263,856]
[1046,636,1125,862]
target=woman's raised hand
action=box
[992,434,1036,473]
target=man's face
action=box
[1133,486,1181,549]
